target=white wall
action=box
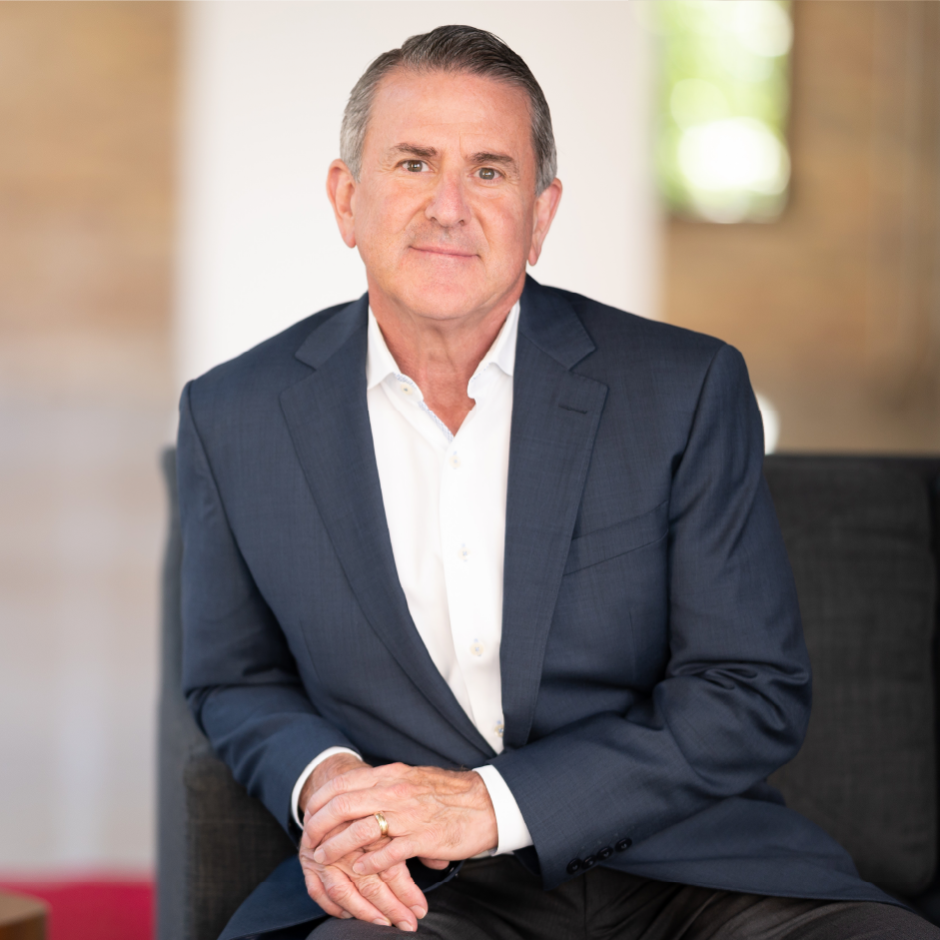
[177,0,660,386]
[0,398,165,873]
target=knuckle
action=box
[359,879,384,901]
[324,883,347,902]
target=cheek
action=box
[355,205,406,266]
[481,206,530,263]
[356,183,411,232]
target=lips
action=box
[410,245,476,258]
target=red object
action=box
[0,878,153,940]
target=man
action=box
[178,25,937,940]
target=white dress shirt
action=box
[291,302,533,857]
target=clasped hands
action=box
[299,754,498,932]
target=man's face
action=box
[328,67,561,324]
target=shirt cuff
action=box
[291,746,361,829]
[473,764,533,855]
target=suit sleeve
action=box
[178,381,357,837]
[488,343,811,888]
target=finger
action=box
[305,788,396,848]
[303,765,387,817]
[319,866,419,932]
[417,857,451,870]
[317,866,396,927]
[313,815,388,865]
[304,763,412,819]
[300,821,356,867]
[379,862,428,919]
[348,871,421,931]
[300,821,348,852]
[352,838,418,876]
[298,856,346,919]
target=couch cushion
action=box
[765,458,937,896]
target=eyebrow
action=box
[389,144,519,173]
[470,152,518,172]
[390,144,438,160]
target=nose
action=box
[425,171,470,228]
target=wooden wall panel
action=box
[0,1,175,399]
[663,1,940,452]
[0,2,176,870]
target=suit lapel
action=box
[501,280,608,749]
[279,296,492,756]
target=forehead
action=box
[365,67,534,158]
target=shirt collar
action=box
[366,301,520,393]
[366,309,401,392]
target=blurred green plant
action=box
[653,0,792,223]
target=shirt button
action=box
[399,383,412,394]
[494,720,504,738]
[470,639,484,657]
[458,545,470,562]
[449,453,461,469]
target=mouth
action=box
[410,245,476,259]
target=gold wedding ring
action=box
[374,811,389,838]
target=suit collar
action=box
[519,275,596,370]
[294,292,369,371]
[501,279,608,748]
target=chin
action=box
[397,277,490,320]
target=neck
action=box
[369,290,519,435]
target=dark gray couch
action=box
[157,450,940,939]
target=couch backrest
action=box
[158,450,940,929]
[765,456,940,897]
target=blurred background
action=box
[0,2,937,938]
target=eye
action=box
[478,167,499,181]
[402,160,426,173]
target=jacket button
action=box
[615,838,633,852]
[598,846,613,860]
[566,859,582,874]
[582,855,597,868]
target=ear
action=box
[326,159,358,249]
[528,177,563,266]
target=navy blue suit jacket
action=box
[178,278,895,940]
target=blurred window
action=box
[655,0,792,223]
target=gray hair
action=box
[340,25,557,195]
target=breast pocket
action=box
[564,500,669,575]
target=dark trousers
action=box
[309,857,938,940]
